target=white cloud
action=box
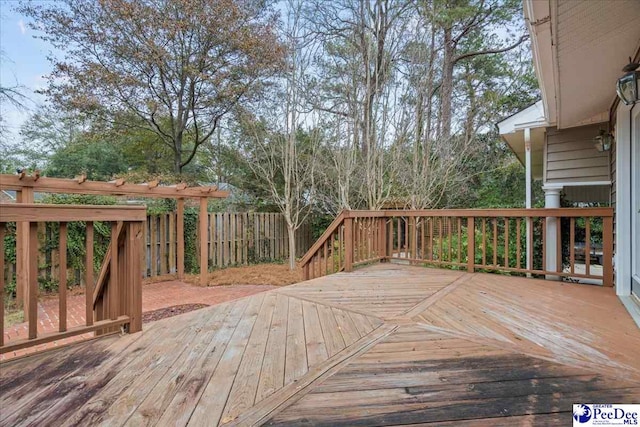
[18,20,26,35]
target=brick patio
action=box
[2,281,276,361]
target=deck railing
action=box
[0,203,146,355]
[301,208,614,287]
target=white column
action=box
[524,128,532,274]
[542,184,563,280]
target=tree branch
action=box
[453,34,529,64]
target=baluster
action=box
[85,222,94,326]
[570,217,575,274]
[528,217,534,273]
[28,221,38,339]
[482,219,486,267]
[457,218,462,264]
[448,217,453,263]
[323,240,328,276]
[110,222,119,321]
[504,218,509,269]
[438,217,443,262]
[492,219,498,267]
[585,217,591,276]
[516,218,521,269]
[59,222,68,332]
[428,218,434,261]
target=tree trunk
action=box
[174,134,183,174]
[440,25,455,140]
[287,223,296,271]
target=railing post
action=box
[379,217,387,260]
[127,221,143,333]
[199,197,208,286]
[176,198,185,280]
[603,216,614,287]
[409,216,417,261]
[344,215,353,272]
[467,217,475,273]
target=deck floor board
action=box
[1,264,639,426]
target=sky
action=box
[1,1,52,146]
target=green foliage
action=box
[4,280,17,299]
[183,208,199,274]
[311,215,334,240]
[46,138,127,181]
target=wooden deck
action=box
[2,264,639,426]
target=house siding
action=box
[545,123,611,184]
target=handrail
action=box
[299,211,345,265]
[0,203,147,222]
[344,208,613,218]
[301,208,614,287]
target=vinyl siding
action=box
[545,124,611,184]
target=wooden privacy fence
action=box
[144,212,313,277]
[301,208,614,287]
[0,203,145,355]
[2,213,313,284]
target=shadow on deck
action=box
[1,264,639,426]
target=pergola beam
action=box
[0,174,229,199]
[1,173,227,295]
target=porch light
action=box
[594,130,613,152]
[616,59,640,105]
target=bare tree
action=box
[307,0,410,209]
[242,0,319,270]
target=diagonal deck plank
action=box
[2,264,639,427]
[279,264,463,318]
[283,296,307,386]
[316,303,346,357]
[267,326,640,426]
[187,292,267,426]
[220,293,278,424]
[153,297,251,426]
[256,293,289,403]
[414,272,640,381]
[301,300,330,366]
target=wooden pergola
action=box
[0,173,229,300]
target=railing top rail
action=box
[299,211,345,265]
[0,203,147,223]
[344,208,613,218]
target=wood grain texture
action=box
[2,264,639,427]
